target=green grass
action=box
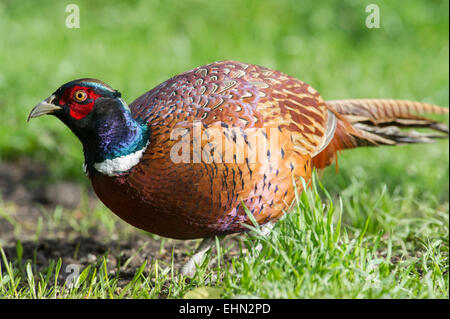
[0,0,448,298]
[0,174,448,298]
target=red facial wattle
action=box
[59,85,101,120]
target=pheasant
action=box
[28,61,449,277]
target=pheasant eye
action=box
[73,90,88,102]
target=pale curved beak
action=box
[27,95,62,122]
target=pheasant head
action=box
[28,79,150,176]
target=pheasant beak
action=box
[27,95,61,122]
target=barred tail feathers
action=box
[312,99,449,169]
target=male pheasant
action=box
[28,61,449,276]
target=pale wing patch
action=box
[312,110,337,157]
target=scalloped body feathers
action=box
[82,61,448,239]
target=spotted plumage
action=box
[28,61,449,240]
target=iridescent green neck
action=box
[82,99,150,173]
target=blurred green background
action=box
[0,0,448,197]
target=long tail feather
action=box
[312,99,449,169]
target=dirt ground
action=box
[0,158,241,286]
